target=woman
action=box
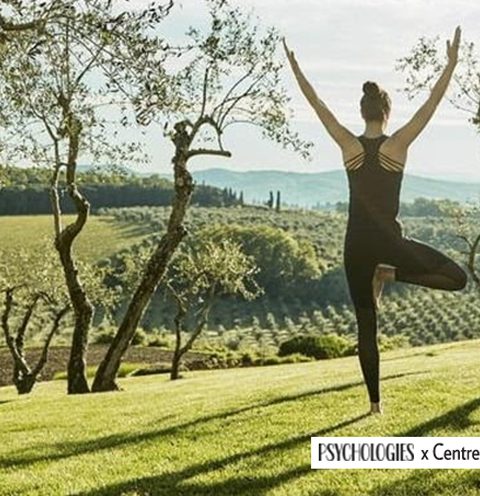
[283,27,467,414]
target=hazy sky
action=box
[132,0,480,182]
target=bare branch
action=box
[32,305,70,377]
[218,73,264,130]
[0,15,44,33]
[199,66,209,119]
[212,65,255,118]
[1,289,31,375]
[187,148,232,159]
[15,294,41,351]
[181,283,216,354]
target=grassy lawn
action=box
[0,215,147,262]
[1,340,480,495]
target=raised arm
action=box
[282,38,356,149]
[391,26,461,148]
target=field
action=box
[1,208,478,355]
[0,215,147,262]
[1,339,480,495]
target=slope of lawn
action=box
[1,340,480,495]
[0,215,148,261]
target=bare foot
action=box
[369,402,383,415]
[372,264,395,309]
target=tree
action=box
[0,1,52,37]
[92,0,313,392]
[396,32,480,129]
[275,190,281,212]
[266,190,274,209]
[397,34,480,288]
[453,203,480,288]
[164,236,262,380]
[0,0,173,393]
[0,247,69,394]
[0,242,113,394]
[196,223,321,297]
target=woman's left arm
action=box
[282,38,356,149]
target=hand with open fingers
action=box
[282,37,298,71]
[447,25,461,65]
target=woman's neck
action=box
[363,121,386,138]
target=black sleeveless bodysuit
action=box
[342,133,467,404]
[345,134,403,238]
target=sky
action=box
[126,0,480,182]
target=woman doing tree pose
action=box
[283,26,467,414]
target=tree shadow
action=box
[398,396,480,436]
[73,413,370,496]
[369,468,480,496]
[0,371,425,470]
[382,343,460,362]
[100,217,155,239]
[366,396,480,494]
[382,350,437,362]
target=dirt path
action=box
[0,345,217,387]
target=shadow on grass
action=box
[369,469,480,496]
[0,371,423,471]
[398,396,480,436]
[73,413,369,496]
[382,343,461,363]
[382,350,438,362]
[72,397,480,496]
[101,217,154,239]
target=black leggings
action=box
[343,230,467,403]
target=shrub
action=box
[148,336,170,348]
[277,353,314,364]
[278,333,353,359]
[240,351,256,366]
[262,356,281,365]
[91,328,116,344]
[378,333,411,352]
[131,328,149,346]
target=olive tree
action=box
[92,0,313,392]
[0,0,173,393]
[165,236,262,380]
[0,247,69,394]
[396,35,480,289]
[0,242,112,394]
[396,33,479,128]
[454,203,480,288]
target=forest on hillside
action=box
[0,166,242,213]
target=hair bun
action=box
[363,81,380,97]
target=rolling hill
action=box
[159,168,480,208]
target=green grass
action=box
[0,215,146,262]
[1,340,480,495]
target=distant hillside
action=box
[0,165,240,215]
[157,168,480,207]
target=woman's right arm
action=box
[391,26,461,148]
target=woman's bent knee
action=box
[440,260,468,290]
[454,267,468,290]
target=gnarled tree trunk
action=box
[50,120,94,394]
[92,122,195,392]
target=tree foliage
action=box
[396,33,480,129]
[199,223,322,296]
[0,240,113,394]
[164,234,263,378]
